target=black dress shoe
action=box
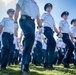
[36,63,42,66]
[48,65,55,70]
[44,64,54,70]
[62,60,70,68]
[21,65,30,74]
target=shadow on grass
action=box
[0,67,44,75]
[54,65,76,75]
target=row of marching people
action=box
[31,25,76,69]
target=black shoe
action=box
[36,63,42,66]
[44,64,54,70]
[48,65,55,70]
[62,60,70,68]
[0,64,6,70]
[21,65,30,74]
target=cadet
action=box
[59,11,75,68]
[14,0,41,73]
[71,19,76,66]
[41,3,59,69]
[0,9,15,69]
[0,33,2,64]
[34,26,45,66]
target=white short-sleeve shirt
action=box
[1,17,14,34]
[59,20,70,34]
[35,31,45,42]
[17,0,40,19]
[42,42,47,50]
[41,12,55,29]
[56,38,63,48]
[71,26,76,37]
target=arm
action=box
[0,26,3,34]
[54,25,59,33]
[59,27,62,33]
[36,16,43,27]
[14,3,21,23]
[20,33,23,43]
[70,32,74,42]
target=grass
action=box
[0,63,76,75]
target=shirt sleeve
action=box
[53,18,55,26]
[0,18,5,26]
[17,0,24,8]
[41,13,46,21]
[59,21,63,28]
[42,34,45,39]
[70,27,73,34]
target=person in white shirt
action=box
[0,34,2,64]
[71,19,76,66]
[33,26,45,66]
[42,38,47,64]
[56,37,64,65]
[59,11,75,68]
[0,9,15,69]
[13,35,19,65]
[40,3,59,69]
[14,0,41,73]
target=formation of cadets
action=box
[0,0,76,74]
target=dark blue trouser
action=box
[44,27,56,65]
[0,49,1,63]
[1,33,13,68]
[62,33,75,64]
[58,48,63,64]
[19,16,35,65]
[42,49,46,64]
[0,41,1,63]
[13,49,19,65]
[35,41,42,63]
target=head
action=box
[7,9,15,18]
[61,11,69,20]
[71,19,76,26]
[44,3,53,13]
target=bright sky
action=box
[0,0,76,37]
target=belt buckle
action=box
[22,15,26,20]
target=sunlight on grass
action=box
[0,64,76,75]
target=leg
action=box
[19,18,35,72]
[44,27,56,69]
[62,34,75,68]
[1,34,9,69]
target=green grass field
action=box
[0,64,76,75]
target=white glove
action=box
[14,23,18,31]
[58,33,63,38]
[39,27,44,34]
[74,39,76,42]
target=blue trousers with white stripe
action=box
[62,33,75,64]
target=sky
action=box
[0,0,76,37]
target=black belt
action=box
[62,33,69,36]
[21,15,35,21]
[74,37,76,39]
[3,32,13,35]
